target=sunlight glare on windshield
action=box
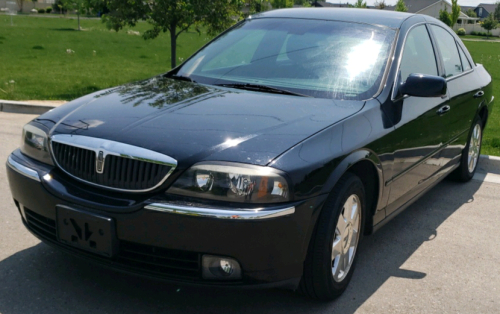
[345,32,382,82]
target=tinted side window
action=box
[400,25,438,81]
[431,26,463,77]
[458,44,472,71]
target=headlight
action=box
[20,123,54,165]
[167,162,290,203]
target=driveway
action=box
[1,112,499,313]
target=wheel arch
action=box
[478,104,488,130]
[321,149,384,235]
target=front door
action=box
[385,24,451,214]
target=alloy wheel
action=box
[468,124,482,173]
[331,194,361,282]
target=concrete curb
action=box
[0,100,55,115]
[478,154,500,175]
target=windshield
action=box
[176,18,396,100]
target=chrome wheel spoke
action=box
[350,229,359,247]
[342,197,354,222]
[331,193,362,283]
[343,251,350,271]
[349,202,358,224]
[468,124,481,173]
[352,211,360,233]
[332,237,342,261]
[332,253,343,279]
[336,214,347,234]
[469,157,474,171]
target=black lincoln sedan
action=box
[6,9,494,300]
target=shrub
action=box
[439,9,452,26]
[46,7,52,13]
[470,31,477,35]
[457,28,466,36]
[37,8,46,13]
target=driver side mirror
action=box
[399,73,447,98]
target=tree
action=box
[395,0,407,12]
[15,0,24,12]
[374,0,386,9]
[60,0,85,30]
[84,0,110,16]
[31,0,37,9]
[294,0,311,6]
[354,0,367,8]
[439,9,452,26]
[271,0,293,8]
[104,0,241,69]
[245,0,272,13]
[450,0,461,27]
[494,2,500,21]
[466,8,477,18]
[481,13,499,38]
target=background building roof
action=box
[477,3,497,13]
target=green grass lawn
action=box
[463,40,500,156]
[0,14,210,100]
[0,15,499,155]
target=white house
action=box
[383,0,494,35]
[0,0,55,13]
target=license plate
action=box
[56,205,117,257]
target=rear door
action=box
[428,25,482,166]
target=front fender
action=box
[321,149,384,210]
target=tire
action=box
[299,172,366,301]
[451,117,483,182]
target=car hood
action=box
[44,76,364,167]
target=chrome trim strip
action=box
[390,22,427,101]
[144,203,295,220]
[445,68,474,82]
[50,134,177,193]
[7,155,41,182]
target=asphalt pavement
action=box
[0,112,499,313]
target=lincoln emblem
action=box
[96,151,104,174]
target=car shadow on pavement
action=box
[0,179,483,313]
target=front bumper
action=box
[6,150,326,289]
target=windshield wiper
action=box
[215,83,311,97]
[168,74,196,83]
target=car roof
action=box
[254,8,415,29]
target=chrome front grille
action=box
[52,142,97,182]
[50,135,177,192]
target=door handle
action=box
[474,90,484,98]
[437,105,451,115]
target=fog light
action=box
[202,255,242,280]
